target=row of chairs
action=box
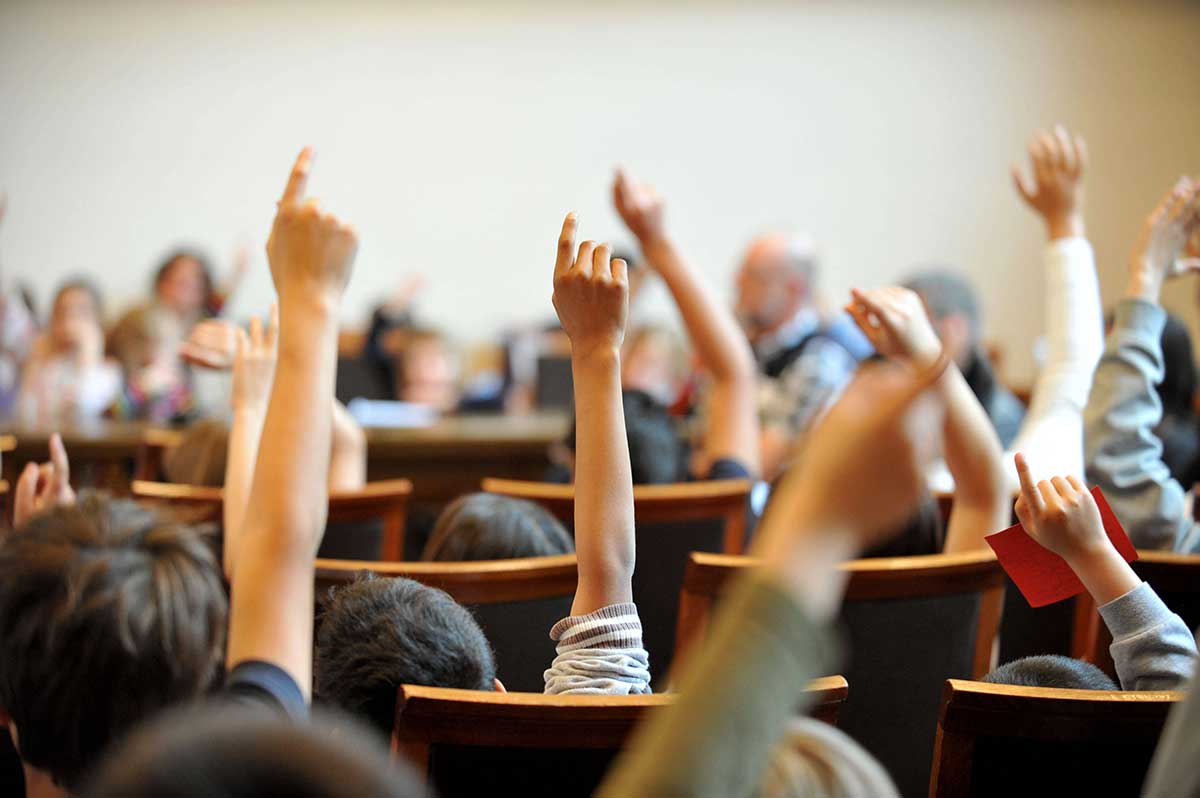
[389,674,1179,798]
[131,474,1200,797]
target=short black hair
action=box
[315,575,496,737]
[983,655,1118,691]
[422,493,573,561]
[566,389,686,484]
[0,493,227,790]
[83,704,420,798]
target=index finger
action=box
[280,146,314,205]
[555,213,578,279]
[49,433,69,488]
[1014,452,1043,512]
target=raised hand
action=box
[1127,177,1200,303]
[13,433,75,529]
[181,318,240,370]
[1012,125,1087,240]
[612,169,665,246]
[265,148,358,307]
[845,286,942,368]
[232,307,279,414]
[552,213,629,360]
[1013,452,1105,559]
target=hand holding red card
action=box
[987,484,1138,608]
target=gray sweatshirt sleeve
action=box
[1083,299,1200,552]
[1098,582,1196,690]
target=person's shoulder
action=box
[222,660,307,721]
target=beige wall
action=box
[2,0,1198,382]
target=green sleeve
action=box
[597,572,838,798]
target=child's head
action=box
[85,704,420,798]
[163,419,229,487]
[315,576,496,737]
[982,654,1117,691]
[398,329,459,412]
[154,250,214,319]
[621,325,684,406]
[49,279,104,351]
[0,493,227,791]
[422,493,573,561]
[107,305,184,375]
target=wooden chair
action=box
[394,677,849,798]
[130,479,413,561]
[1075,549,1200,677]
[930,678,1180,797]
[676,550,1005,798]
[314,554,578,692]
[482,477,752,680]
[132,427,184,481]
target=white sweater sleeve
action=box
[1004,236,1103,485]
[926,237,1102,495]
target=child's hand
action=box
[13,433,75,529]
[1013,452,1106,559]
[845,286,942,369]
[552,213,629,360]
[265,148,358,308]
[1127,177,1200,302]
[231,306,278,414]
[181,319,240,370]
[1012,125,1087,240]
[612,169,665,247]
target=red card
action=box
[985,487,1139,608]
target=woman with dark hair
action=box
[153,245,248,326]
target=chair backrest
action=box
[1077,549,1200,675]
[394,677,848,798]
[482,477,752,681]
[131,479,413,561]
[315,554,578,692]
[677,550,1005,798]
[132,428,184,481]
[931,678,1180,798]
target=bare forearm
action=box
[328,399,367,491]
[223,405,266,577]
[642,236,755,383]
[242,305,338,551]
[1066,545,1140,607]
[571,348,635,614]
[938,366,1010,551]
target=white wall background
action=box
[2,0,1199,382]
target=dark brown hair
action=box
[0,492,227,790]
[421,492,573,561]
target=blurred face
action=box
[157,257,208,316]
[735,248,805,343]
[401,338,459,412]
[622,333,679,405]
[51,287,99,348]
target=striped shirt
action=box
[543,602,652,695]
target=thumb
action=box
[1011,165,1036,205]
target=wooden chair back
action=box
[931,678,1180,797]
[315,554,578,692]
[394,677,848,798]
[131,479,413,561]
[132,428,184,481]
[676,550,1005,798]
[482,477,752,680]
[1076,549,1200,675]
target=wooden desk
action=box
[1,414,567,504]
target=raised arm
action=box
[1006,126,1102,485]
[328,398,367,492]
[552,213,635,615]
[1013,453,1196,690]
[613,169,760,477]
[12,433,74,530]
[1084,177,1200,551]
[225,148,358,696]
[847,287,1009,551]
[600,359,946,798]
